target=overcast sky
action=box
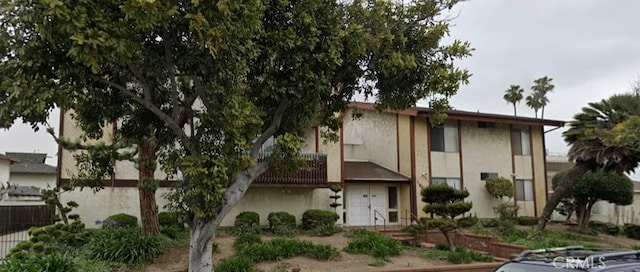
[2,0,640,167]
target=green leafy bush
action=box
[310,224,341,237]
[479,218,499,228]
[233,233,263,250]
[301,209,339,230]
[447,247,494,264]
[485,177,514,199]
[624,224,640,240]
[84,227,165,265]
[158,211,183,229]
[216,255,254,272]
[160,225,185,239]
[234,211,261,234]
[456,215,479,228]
[590,221,621,236]
[515,216,538,226]
[102,213,138,229]
[343,230,403,261]
[0,252,77,272]
[267,211,297,236]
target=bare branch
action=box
[191,76,213,111]
[249,100,289,157]
[127,63,153,102]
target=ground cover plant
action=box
[343,229,404,263]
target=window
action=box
[481,172,498,180]
[432,177,461,190]
[388,186,398,223]
[512,129,531,155]
[515,179,533,201]
[431,123,459,152]
[478,121,496,128]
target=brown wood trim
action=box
[542,127,550,213]
[111,121,117,186]
[457,120,464,190]
[529,125,538,216]
[340,112,345,184]
[510,124,517,206]
[56,109,65,187]
[251,183,331,188]
[427,120,433,185]
[315,126,319,153]
[59,178,179,188]
[409,116,417,220]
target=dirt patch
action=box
[138,232,444,272]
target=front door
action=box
[347,185,386,226]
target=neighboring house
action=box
[57,103,565,227]
[0,153,56,206]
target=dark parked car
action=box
[494,246,640,272]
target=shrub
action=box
[343,230,403,261]
[306,243,341,260]
[447,247,494,264]
[479,218,499,228]
[267,211,297,236]
[216,255,254,272]
[0,252,77,272]
[234,211,261,234]
[301,209,339,230]
[102,213,138,229]
[624,224,640,240]
[515,216,538,226]
[457,215,479,228]
[160,225,185,239]
[234,233,262,250]
[310,224,341,237]
[84,227,165,264]
[236,238,340,263]
[158,211,183,229]
[590,221,621,236]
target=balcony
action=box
[254,153,328,187]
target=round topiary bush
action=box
[301,209,339,230]
[102,213,138,229]
[267,211,297,236]
[158,211,183,229]
[234,211,261,234]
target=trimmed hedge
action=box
[268,211,297,236]
[234,211,261,234]
[158,211,183,228]
[590,221,621,236]
[457,216,479,228]
[624,224,640,239]
[301,209,339,230]
[103,213,137,229]
[515,216,538,226]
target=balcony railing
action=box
[254,153,328,187]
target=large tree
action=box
[531,76,554,118]
[537,93,640,230]
[525,91,543,118]
[552,169,633,231]
[503,84,524,116]
[0,0,472,271]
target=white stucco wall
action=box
[60,187,173,228]
[219,187,337,226]
[459,121,514,218]
[0,159,10,185]
[9,173,56,189]
[343,109,398,170]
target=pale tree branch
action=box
[213,161,269,226]
[191,76,212,112]
[89,75,196,154]
[249,100,289,157]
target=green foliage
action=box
[515,216,539,226]
[8,222,88,259]
[158,211,183,229]
[624,224,640,240]
[485,177,514,199]
[234,211,261,234]
[589,221,621,236]
[422,184,473,219]
[456,215,479,228]
[309,224,342,237]
[478,218,499,228]
[421,248,449,260]
[159,225,186,240]
[84,227,165,265]
[493,203,519,231]
[343,230,403,261]
[267,211,297,237]
[216,255,254,272]
[233,233,263,251]
[0,252,77,272]
[103,213,138,229]
[329,184,343,212]
[499,228,597,249]
[41,185,81,225]
[301,209,339,230]
[447,247,494,264]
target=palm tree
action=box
[525,91,543,118]
[503,85,524,116]
[537,93,640,229]
[531,76,554,118]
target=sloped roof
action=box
[6,152,56,174]
[0,153,17,162]
[6,184,42,197]
[344,161,410,182]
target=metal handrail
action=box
[373,210,386,231]
[402,209,419,226]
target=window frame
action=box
[432,177,462,190]
[512,128,531,156]
[515,179,534,201]
[430,123,459,153]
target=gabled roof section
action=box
[349,102,565,127]
[6,184,42,197]
[344,161,410,182]
[6,152,57,174]
[0,153,18,163]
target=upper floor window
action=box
[431,123,459,153]
[511,129,531,156]
[432,177,461,190]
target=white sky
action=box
[2,0,640,169]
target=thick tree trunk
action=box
[189,217,217,272]
[443,230,456,252]
[139,136,160,235]
[579,201,596,231]
[537,162,590,229]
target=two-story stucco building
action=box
[57,102,564,227]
